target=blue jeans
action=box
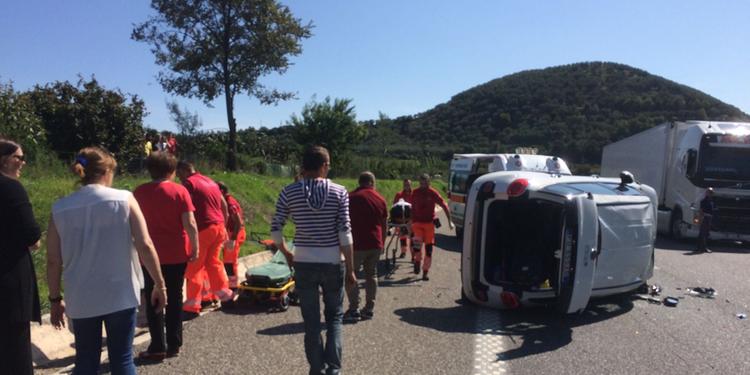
[72,307,137,375]
[294,262,345,375]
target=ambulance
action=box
[448,153,571,238]
[460,171,657,313]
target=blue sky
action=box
[1,1,748,132]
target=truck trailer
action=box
[601,121,750,242]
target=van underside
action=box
[483,199,565,292]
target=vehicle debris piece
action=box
[686,287,717,298]
[649,284,662,296]
[663,297,679,307]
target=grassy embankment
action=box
[24,167,445,312]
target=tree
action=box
[167,100,203,159]
[167,100,203,137]
[290,97,365,168]
[25,78,146,163]
[132,0,313,170]
[0,82,46,156]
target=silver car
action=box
[461,171,657,314]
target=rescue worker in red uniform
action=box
[393,179,413,259]
[410,174,454,281]
[218,182,246,290]
[176,161,234,315]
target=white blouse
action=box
[52,184,144,319]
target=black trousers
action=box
[143,263,187,353]
[697,216,712,251]
[0,319,33,375]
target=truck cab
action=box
[448,153,570,238]
[460,171,657,313]
[602,121,750,242]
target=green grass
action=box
[23,166,445,313]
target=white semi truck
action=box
[601,120,750,241]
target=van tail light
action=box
[507,178,529,197]
[500,291,520,309]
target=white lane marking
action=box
[473,307,507,374]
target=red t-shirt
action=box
[182,173,225,230]
[134,180,195,264]
[411,187,447,223]
[349,186,388,252]
[393,190,413,205]
[225,194,244,235]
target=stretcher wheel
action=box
[278,293,290,311]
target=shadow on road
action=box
[394,295,633,360]
[655,237,749,255]
[495,295,633,360]
[256,321,308,336]
[393,303,479,333]
[435,233,461,253]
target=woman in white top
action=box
[46,147,167,375]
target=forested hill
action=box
[362,62,749,167]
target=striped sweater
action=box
[270,178,352,264]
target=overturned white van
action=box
[460,171,657,314]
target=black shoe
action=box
[343,309,361,324]
[413,262,421,275]
[422,272,429,281]
[399,252,406,259]
[182,311,200,321]
[360,309,373,320]
[166,348,180,358]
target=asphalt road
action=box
[83,213,750,375]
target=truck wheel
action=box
[670,210,684,241]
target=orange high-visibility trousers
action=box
[411,221,436,273]
[223,227,246,289]
[183,223,233,313]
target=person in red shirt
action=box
[411,174,454,281]
[166,134,178,155]
[176,161,233,314]
[344,171,388,322]
[134,152,199,359]
[392,179,413,259]
[217,182,246,290]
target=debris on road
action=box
[686,287,717,299]
[634,295,662,305]
[663,297,679,307]
[737,313,747,320]
[649,284,662,296]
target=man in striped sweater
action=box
[271,146,356,375]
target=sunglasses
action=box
[11,154,25,162]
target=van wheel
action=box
[670,210,684,241]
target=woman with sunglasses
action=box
[0,139,41,375]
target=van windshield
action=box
[450,171,470,194]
